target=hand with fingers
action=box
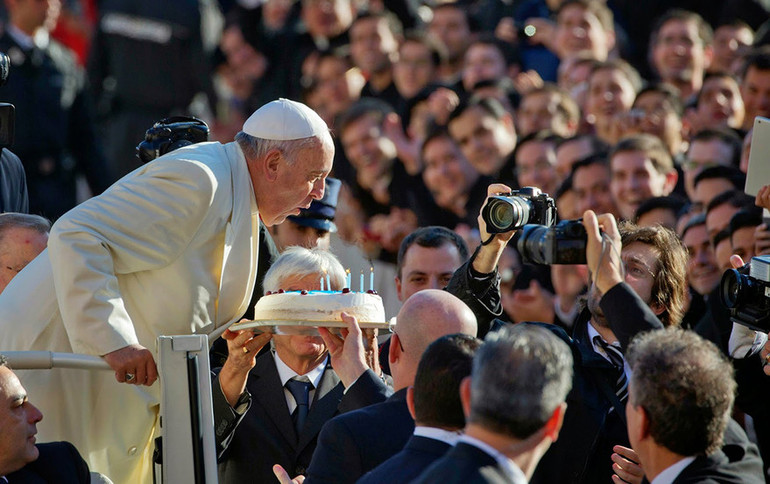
[611,445,644,484]
[582,210,623,295]
[318,312,369,388]
[273,464,305,484]
[218,326,273,407]
[474,184,519,274]
[103,344,158,386]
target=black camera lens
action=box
[720,268,749,310]
[517,224,550,265]
[483,196,532,233]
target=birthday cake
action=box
[248,289,387,326]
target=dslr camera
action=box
[0,52,15,149]
[481,187,556,233]
[720,255,770,333]
[516,219,588,265]
[136,116,210,163]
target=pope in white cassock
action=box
[0,99,334,484]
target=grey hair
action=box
[0,213,50,245]
[0,354,7,367]
[235,132,326,164]
[469,324,573,439]
[263,246,346,292]
[627,328,735,456]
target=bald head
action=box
[390,290,477,389]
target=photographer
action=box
[529,210,689,484]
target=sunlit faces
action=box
[314,56,363,120]
[695,76,745,130]
[692,178,735,210]
[651,19,710,90]
[706,203,740,240]
[731,226,757,262]
[573,162,618,216]
[610,151,674,221]
[684,139,735,200]
[588,241,662,327]
[0,366,43,475]
[349,16,398,75]
[300,0,354,40]
[427,6,470,63]
[395,243,462,301]
[447,106,516,176]
[741,66,770,130]
[585,67,637,139]
[517,91,568,137]
[555,136,596,181]
[628,91,683,154]
[421,134,479,210]
[393,39,436,100]
[515,139,558,195]
[711,24,753,73]
[259,138,333,226]
[462,43,509,92]
[0,227,48,294]
[340,113,397,188]
[553,3,614,61]
[636,207,678,230]
[682,224,720,295]
[714,236,733,271]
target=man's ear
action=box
[460,376,472,418]
[264,149,283,182]
[650,301,666,316]
[406,386,417,420]
[389,332,401,365]
[663,170,678,195]
[543,402,567,441]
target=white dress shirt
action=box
[588,322,632,381]
[274,352,328,413]
[414,426,462,446]
[650,456,696,484]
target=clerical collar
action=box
[274,352,327,390]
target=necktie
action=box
[593,336,629,403]
[285,378,313,434]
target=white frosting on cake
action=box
[253,290,386,323]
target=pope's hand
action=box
[103,344,158,386]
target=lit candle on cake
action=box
[346,269,351,289]
[320,276,324,291]
[369,266,374,291]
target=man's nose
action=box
[312,178,326,200]
[27,402,43,423]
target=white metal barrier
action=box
[3,334,218,484]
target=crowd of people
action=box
[0,0,770,482]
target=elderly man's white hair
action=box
[263,246,346,292]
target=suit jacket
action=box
[214,352,344,482]
[304,388,414,484]
[357,435,451,484]
[532,282,663,484]
[5,442,90,483]
[412,442,522,484]
[0,141,260,483]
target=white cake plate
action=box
[230,319,393,335]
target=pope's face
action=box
[260,138,333,226]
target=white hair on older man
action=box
[262,246,346,292]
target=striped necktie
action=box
[285,378,313,434]
[593,335,629,403]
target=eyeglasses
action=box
[682,159,721,172]
[621,257,656,280]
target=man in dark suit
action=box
[0,355,90,483]
[626,328,764,483]
[413,324,573,484]
[300,289,478,484]
[213,247,387,483]
[358,334,482,484]
[531,211,691,484]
